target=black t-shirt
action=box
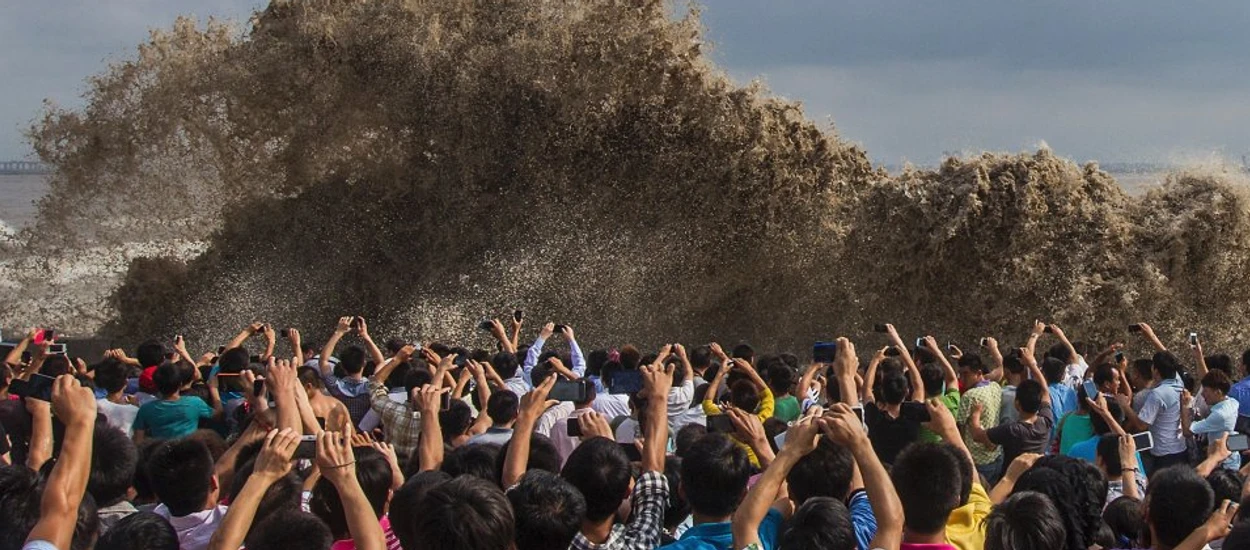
[865,401,925,466]
[987,403,1055,467]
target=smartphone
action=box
[253,378,265,397]
[32,328,55,344]
[440,392,452,411]
[609,370,643,395]
[1082,380,1099,400]
[1189,332,1199,347]
[47,343,67,355]
[350,317,362,331]
[550,379,588,402]
[11,373,56,401]
[217,373,246,393]
[279,328,291,339]
[1131,431,1154,452]
[979,337,988,348]
[1114,351,1125,363]
[707,414,734,433]
[294,435,318,459]
[1228,433,1250,452]
[1128,324,1143,333]
[773,430,788,450]
[553,324,567,333]
[618,442,642,462]
[217,345,227,355]
[900,401,931,422]
[852,406,865,425]
[249,354,263,364]
[914,337,925,348]
[477,318,493,331]
[566,417,584,437]
[872,324,889,333]
[812,341,837,364]
[514,310,524,323]
[1043,325,1054,334]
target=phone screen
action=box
[1082,381,1099,400]
[707,414,734,433]
[609,370,643,395]
[812,342,837,364]
[12,373,56,401]
[1229,433,1250,452]
[566,417,583,437]
[294,436,318,459]
[1131,431,1153,452]
[550,379,587,402]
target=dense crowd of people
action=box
[2,315,1250,550]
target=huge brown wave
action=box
[10,0,1250,355]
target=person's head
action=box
[1093,363,1121,394]
[1015,379,1045,415]
[94,359,130,395]
[147,438,217,516]
[777,497,855,550]
[486,390,519,426]
[496,434,561,485]
[440,400,476,445]
[731,343,755,364]
[1089,397,1126,435]
[787,437,855,504]
[680,433,751,520]
[0,465,99,550]
[243,510,334,550]
[1152,351,1181,381]
[561,437,632,522]
[674,424,708,458]
[1102,496,1144,549]
[1207,468,1242,510]
[957,354,988,387]
[136,339,167,368]
[400,476,515,550]
[728,379,761,412]
[228,461,302,534]
[985,491,1068,550]
[586,349,609,377]
[893,443,964,535]
[1094,434,1131,477]
[1224,522,1250,550]
[663,457,690,530]
[441,443,502,482]
[310,447,393,539]
[1205,354,1234,377]
[95,511,179,550]
[765,363,795,396]
[1013,455,1108,550]
[89,423,138,507]
[402,366,434,396]
[690,346,712,373]
[876,361,909,405]
[1041,357,1066,385]
[338,345,367,376]
[152,362,183,396]
[297,365,325,394]
[919,362,946,397]
[618,345,642,371]
[389,471,452,544]
[492,352,521,380]
[508,470,586,550]
[1147,466,1214,548]
[1201,370,1231,405]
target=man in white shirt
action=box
[94,361,139,437]
[1121,353,1187,470]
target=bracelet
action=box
[325,461,356,470]
[1122,467,1139,472]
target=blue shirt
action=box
[848,489,879,550]
[661,509,784,550]
[1192,397,1241,470]
[1229,377,1250,417]
[1048,383,1077,439]
[133,396,213,439]
[1067,434,1147,474]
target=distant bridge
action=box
[0,161,51,175]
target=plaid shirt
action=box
[570,470,669,550]
[367,381,422,458]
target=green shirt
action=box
[133,396,213,439]
[920,388,962,443]
[1057,412,1095,455]
[773,395,801,423]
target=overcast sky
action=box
[2,1,1248,166]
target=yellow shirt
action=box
[945,482,991,550]
[702,388,775,467]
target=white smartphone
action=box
[1131,431,1154,452]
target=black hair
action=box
[310,447,393,539]
[1013,455,1107,550]
[663,457,690,530]
[402,476,515,550]
[619,346,642,371]
[228,461,303,536]
[389,470,452,545]
[1207,354,1234,377]
[690,346,712,371]
[243,510,334,550]
[985,491,1067,550]
[1092,363,1119,388]
[94,359,130,394]
[442,443,502,482]
[1102,496,1143,549]
[297,366,325,389]
[1148,466,1214,548]
[680,433,751,518]
[1152,351,1181,380]
[508,470,586,550]
[89,423,139,507]
[136,340,167,368]
[152,362,183,396]
[919,362,945,397]
[877,362,909,404]
[339,345,367,375]
[216,347,249,374]
[586,349,609,377]
[675,424,707,459]
[890,442,963,534]
[1202,370,1232,394]
[403,367,434,395]
[496,434,562,485]
[731,343,755,363]
[787,437,855,504]
[561,437,632,521]
[1003,349,1025,375]
[493,352,521,380]
[96,511,179,550]
[778,497,855,550]
[957,353,988,375]
[1207,468,1243,511]
[147,438,215,517]
[1095,435,1129,476]
[1089,399,1125,436]
[1130,358,1153,381]
[131,438,165,505]
[1015,379,1044,414]
[1041,357,1066,385]
[728,378,761,412]
[439,400,475,443]
[0,465,99,550]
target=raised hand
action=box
[335,316,353,335]
[641,361,675,399]
[560,324,575,341]
[539,322,556,340]
[1031,320,1046,336]
[254,428,300,481]
[520,375,557,418]
[267,358,297,394]
[315,431,357,487]
[577,411,614,440]
[51,375,97,427]
[413,384,448,416]
[355,317,370,337]
[709,342,728,362]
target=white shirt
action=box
[97,398,139,437]
[154,503,229,550]
[1138,378,1185,456]
[591,393,633,419]
[548,407,592,464]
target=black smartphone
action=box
[1229,433,1250,452]
[707,414,734,433]
[253,378,265,397]
[514,310,524,323]
[619,442,642,462]
[440,392,452,411]
[350,317,362,331]
[1189,332,1199,347]
[1114,351,1125,363]
[852,406,865,425]
[609,370,643,395]
[550,379,588,402]
[979,337,988,348]
[553,324,567,333]
[279,328,291,339]
[11,373,56,401]
[477,318,494,331]
[217,373,246,393]
[249,354,263,364]
[900,401,931,422]
[1043,325,1054,334]
[566,417,584,437]
[294,435,318,459]
[1128,324,1143,333]
[217,345,227,355]
[812,341,837,364]
[872,324,888,333]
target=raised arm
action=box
[268,358,303,434]
[3,328,34,367]
[509,315,523,352]
[413,384,447,472]
[796,361,827,411]
[25,398,53,471]
[25,376,97,550]
[823,403,904,550]
[923,336,958,391]
[833,338,860,408]
[984,337,1005,382]
[1048,323,1079,365]
[502,376,556,487]
[1025,320,1044,361]
[1192,337,1208,378]
[733,419,822,549]
[227,322,264,350]
[208,429,299,550]
[1135,322,1168,353]
[490,319,517,355]
[884,324,917,373]
[1021,348,1050,404]
[640,355,675,473]
[259,324,277,362]
[317,431,387,550]
[521,323,555,382]
[562,325,587,377]
[289,328,305,366]
[355,317,386,368]
[862,347,886,404]
[320,317,353,376]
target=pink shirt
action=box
[330,515,402,550]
